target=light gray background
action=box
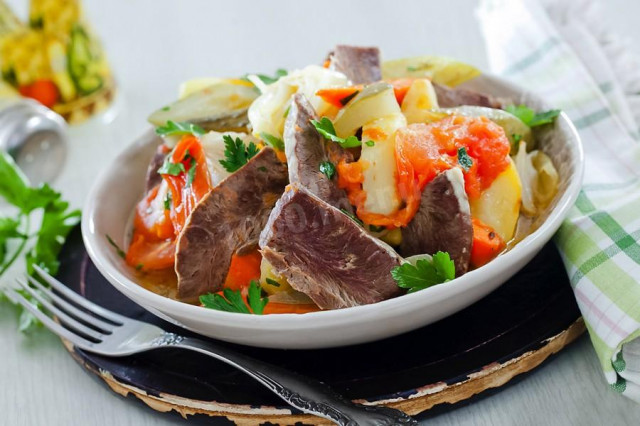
[2,0,640,425]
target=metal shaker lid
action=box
[0,98,67,184]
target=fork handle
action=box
[167,336,416,425]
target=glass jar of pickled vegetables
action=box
[0,0,115,124]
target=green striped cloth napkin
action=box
[478,0,640,401]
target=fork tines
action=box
[3,265,127,351]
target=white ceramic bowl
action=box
[82,75,583,349]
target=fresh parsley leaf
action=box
[341,209,364,226]
[200,290,250,314]
[0,217,24,239]
[0,217,24,265]
[164,193,172,210]
[340,90,360,106]
[512,133,523,144]
[259,132,285,151]
[200,281,268,314]
[504,105,561,128]
[157,154,186,176]
[265,277,281,287]
[247,280,268,315]
[219,135,260,173]
[106,235,126,259]
[0,151,57,213]
[156,120,205,137]
[311,117,361,148]
[391,251,455,293]
[365,140,375,147]
[186,159,197,186]
[243,68,288,86]
[319,161,336,180]
[457,147,473,172]
[407,62,432,72]
[0,151,80,331]
[25,198,80,276]
[528,109,561,127]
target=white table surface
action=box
[3,0,640,425]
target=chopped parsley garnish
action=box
[186,159,197,186]
[161,106,170,111]
[157,154,186,176]
[135,263,144,271]
[283,105,291,118]
[219,135,260,173]
[319,161,336,180]
[311,117,361,148]
[258,166,267,172]
[265,277,281,287]
[155,120,205,137]
[504,105,561,127]
[259,132,285,151]
[158,149,196,186]
[164,193,172,210]
[243,69,288,87]
[407,62,432,72]
[200,280,268,314]
[512,133,523,144]
[365,140,375,147]
[457,147,473,172]
[340,90,360,106]
[391,251,455,293]
[369,224,386,233]
[106,234,126,259]
[341,209,364,226]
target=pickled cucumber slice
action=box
[382,56,481,87]
[68,25,103,95]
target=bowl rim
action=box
[81,74,585,331]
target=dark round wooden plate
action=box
[57,227,584,425]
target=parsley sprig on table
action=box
[0,151,80,330]
[155,120,205,137]
[504,105,561,127]
[391,252,455,293]
[199,280,268,315]
[311,117,361,148]
[219,135,260,173]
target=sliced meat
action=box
[284,93,353,213]
[433,83,502,109]
[400,168,472,276]
[330,45,381,84]
[145,138,168,192]
[325,139,355,165]
[175,147,288,301]
[259,185,403,309]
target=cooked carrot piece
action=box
[389,78,414,104]
[316,86,362,107]
[263,303,321,315]
[470,218,505,268]
[224,250,263,291]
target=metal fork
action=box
[3,265,416,426]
